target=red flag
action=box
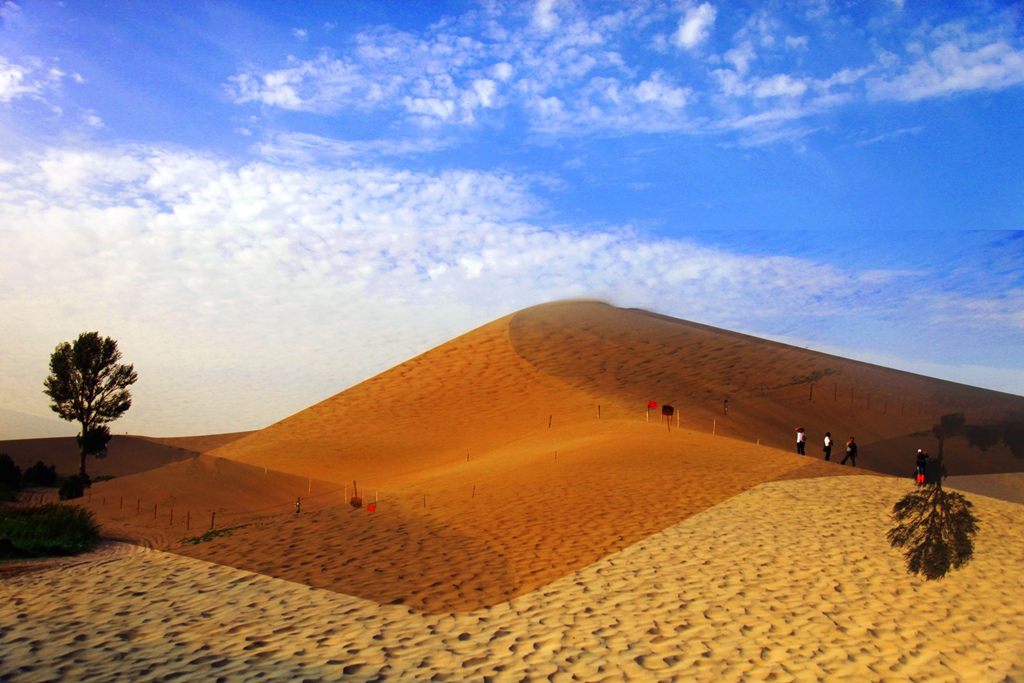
[367,504,377,513]
[648,400,658,409]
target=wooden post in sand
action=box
[677,412,680,429]
[598,405,601,419]
[375,491,378,504]
[153,503,158,520]
[169,509,174,526]
[136,499,140,514]
[646,406,650,422]
[423,494,427,508]
[210,511,215,530]
[757,438,760,446]
[308,477,312,494]
[713,419,717,435]
[548,415,552,428]
[186,510,190,531]
[472,485,476,498]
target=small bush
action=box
[182,524,248,545]
[0,454,21,490]
[22,461,58,487]
[0,503,100,557]
[58,474,91,501]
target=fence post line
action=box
[136,499,140,514]
[170,508,173,526]
[186,510,190,531]
[153,503,157,520]
[210,511,215,530]
[713,419,717,435]
[548,415,552,428]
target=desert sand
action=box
[3,301,1023,680]
[3,476,1024,682]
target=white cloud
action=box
[6,142,975,433]
[724,41,757,76]
[673,3,717,51]
[222,6,1024,145]
[0,55,66,103]
[869,39,1024,101]
[753,74,808,98]
[292,28,308,40]
[785,35,809,51]
[228,54,382,113]
[532,0,561,33]
[855,126,924,146]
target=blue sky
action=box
[0,0,1022,436]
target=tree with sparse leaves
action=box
[43,332,138,488]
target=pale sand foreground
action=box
[3,477,1024,682]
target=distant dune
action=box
[0,432,252,479]
[0,407,77,440]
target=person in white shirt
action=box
[795,427,807,455]
[823,432,832,461]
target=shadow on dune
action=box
[888,414,980,581]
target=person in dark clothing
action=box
[916,449,929,484]
[795,427,807,455]
[840,437,857,466]
[823,432,833,461]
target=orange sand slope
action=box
[74,301,1023,611]
[210,300,1024,482]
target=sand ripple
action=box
[3,476,1023,682]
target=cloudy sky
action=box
[1,0,1022,437]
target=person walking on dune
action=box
[841,437,858,466]
[916,448,929,484]
[796,427,807,455]
[823,432,833,461]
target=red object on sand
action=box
[648,400,658,409]
[367,504,376,512]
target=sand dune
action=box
[4,476,1023,682]
[5,300,1023,680]
[70,301,1022,612]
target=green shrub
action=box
[58,474,91,500]
[22,461,58,487]
[0,503,100,557]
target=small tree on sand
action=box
[43,332,138,487]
